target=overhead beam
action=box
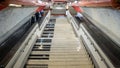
[0,0,48,10]
[78,0,112,7]
[9,0,48,6]
[72,5,83,12]
[72,0,120,8]
[53,0,67,2]
[71,0,111,7]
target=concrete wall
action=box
[0,7,37,43]
[82,7,120,45]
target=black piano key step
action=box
[36,39,52,43]
[34,44,51,47]
[33,45,51,49]
[42,31,54,34]
[33,45,51,51]
[32,48,50,51]
[41,35,53,38]
[44,29,54,31]
[49,19,56,23]
[41,34,54,38]
[28,54,49,60]
[32,49,50,51]
[45,24,55,28]
[25,64,48,68]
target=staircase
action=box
[25,16,94,68]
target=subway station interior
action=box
[0,0,120,68]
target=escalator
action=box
[70,11,120,68]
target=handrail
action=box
[66,10,79,29]
[6,10,51,68]
[13,10,51,68]
[39,10,51,30]
[6,23,38,68]
[81,15,120,67]
[66,11,80,37]
[80,24,113,68]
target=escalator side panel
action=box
[81,16,120,67]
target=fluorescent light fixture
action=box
[74,1,78,3]
[38,0,42,3]
[9,4,22,7]
[55,7,65,9]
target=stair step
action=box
[31,51,88,54]
[26,64,94,68]
[27,60,92,65]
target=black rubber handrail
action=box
[0,14,45,67]
[0,20,36,67]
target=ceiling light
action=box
[9,4,22,7]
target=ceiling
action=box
[0,0,80,8]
